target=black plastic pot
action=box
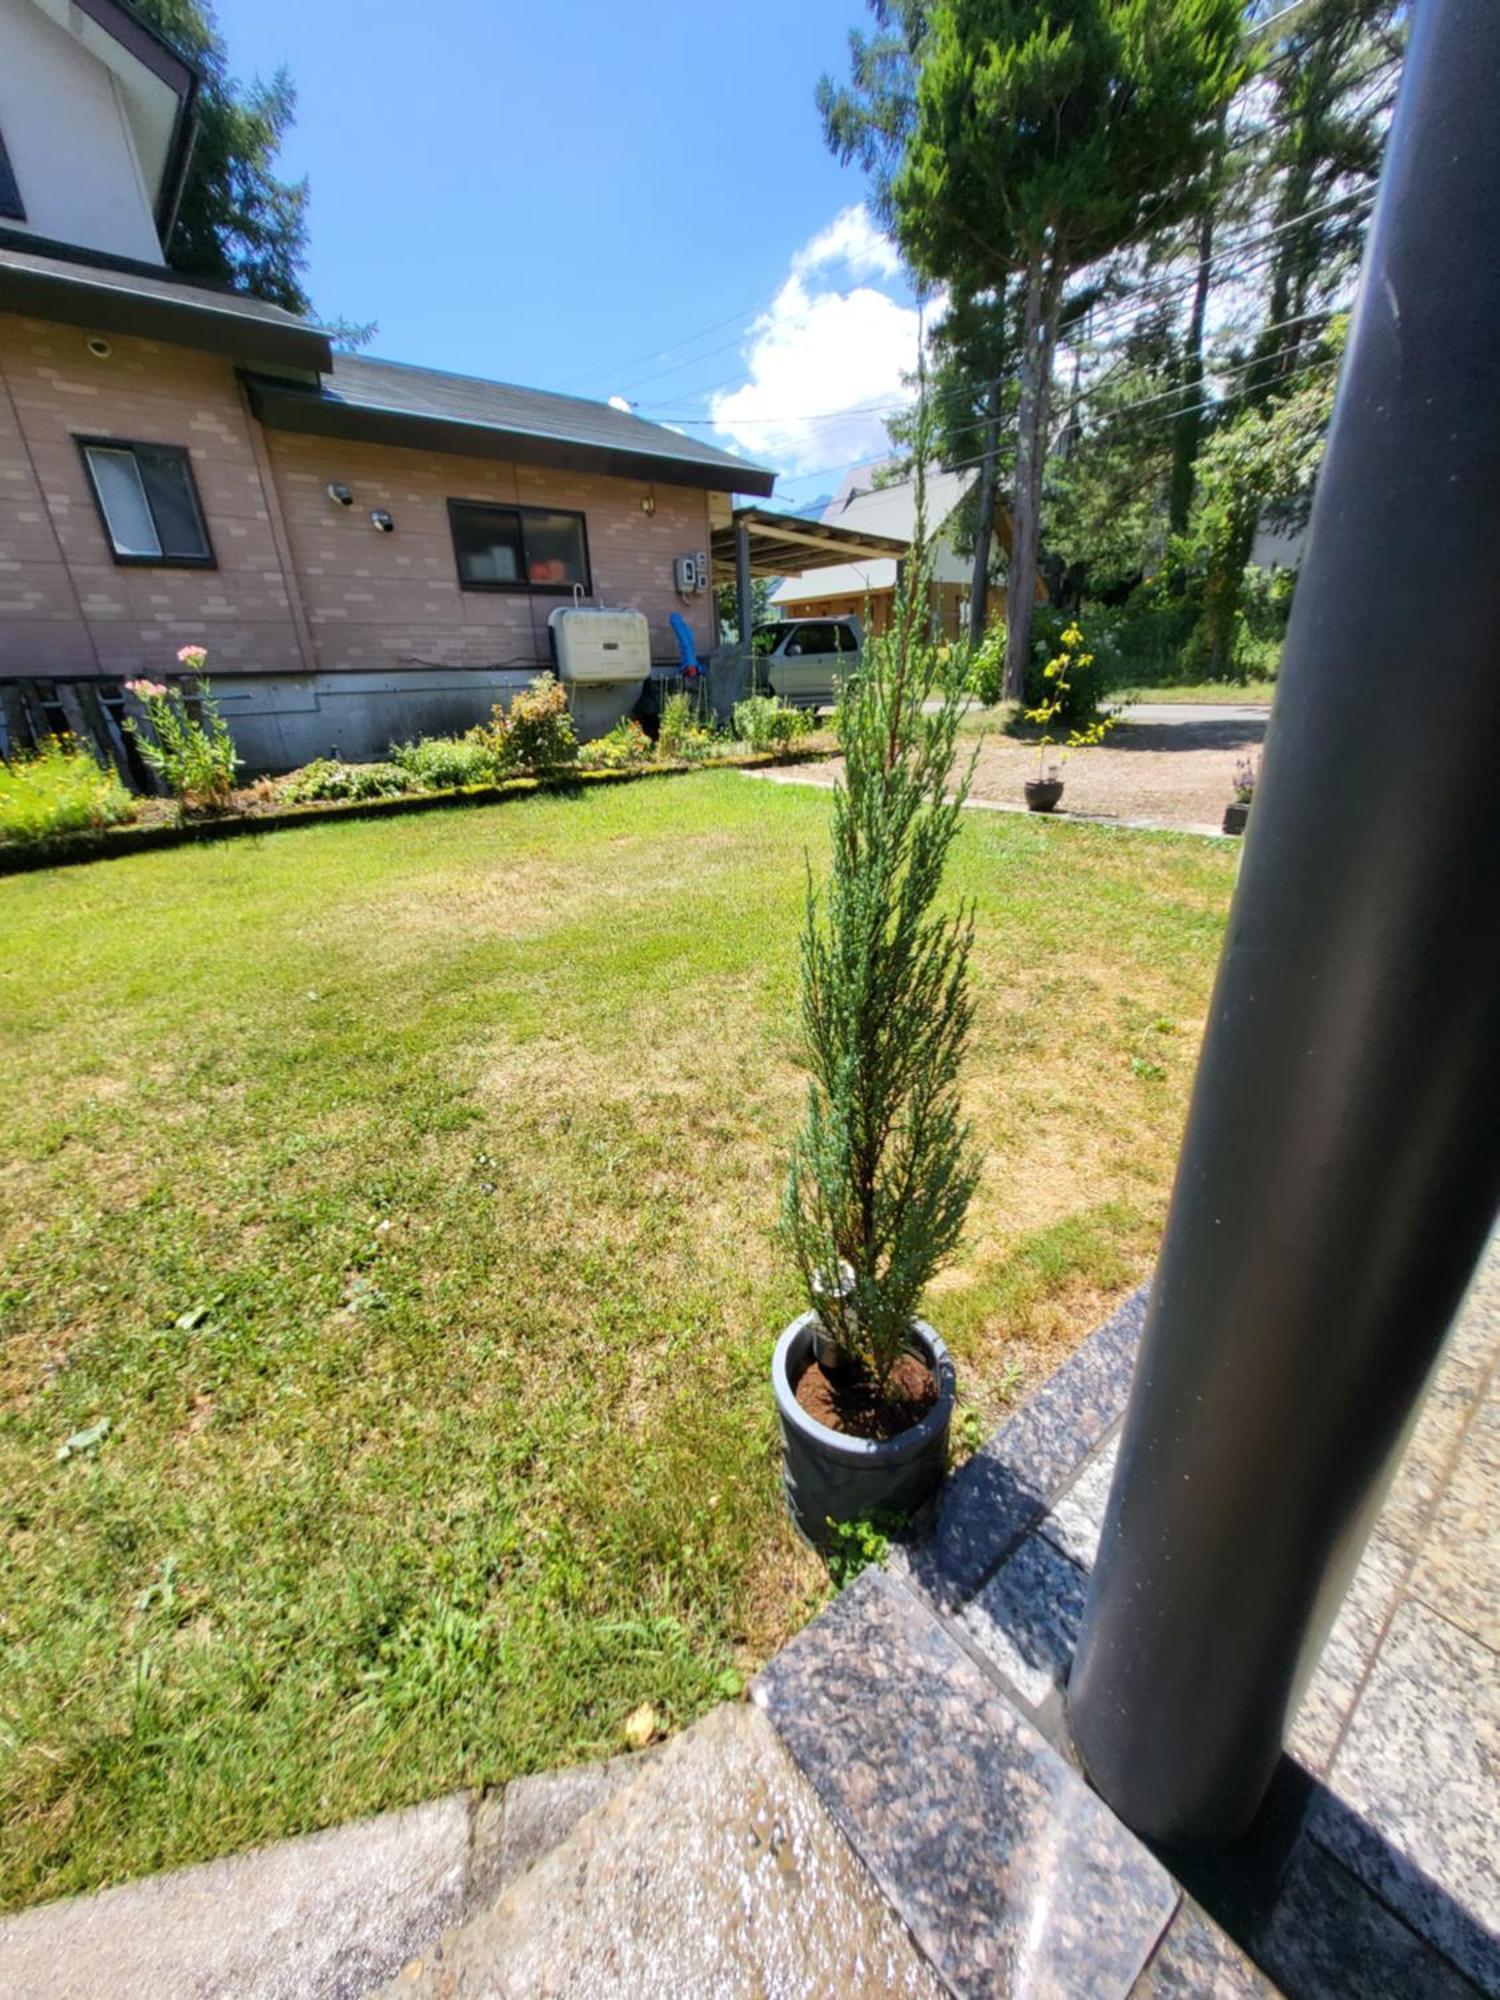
[1222,800,1251,835]
[1025,778,1065,813]
[771,1312,956,1547]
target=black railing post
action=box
[1067,0,1500,1845]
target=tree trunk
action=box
[967,398,1002,647]
[1169,205,1215,537]
[1003,254,1061,702]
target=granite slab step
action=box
[379,1701,943,1999]
[754,1564,1181,1998]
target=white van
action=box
[749,617,862,708]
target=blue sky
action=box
[212,0,924,505]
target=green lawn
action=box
[0,772,1235,1909]
[1110,680,1278,705]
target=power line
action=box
[632,184,1372,428]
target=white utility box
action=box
[547,606,650,684]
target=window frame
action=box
[75,436,217,570]
[0,123,23,221]
[447,498,592,597]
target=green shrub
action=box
[658,690,715,762]
[389,734,503,791]
[503,674,578,774]
[0,738,134,846]
[963,625,1008,707]
[1021,609,1116,732]
[731,695,815,754]
[579,719,653,770]
[281,759,413,804]
[126,648,238,812]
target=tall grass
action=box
[0,739,133,846]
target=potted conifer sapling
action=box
[772,505,981,1546]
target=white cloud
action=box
[792,204,904,283]
[710,206,921,479]
[607,394,632,413]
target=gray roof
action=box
[0,237,331,369]
[245,353,776,496]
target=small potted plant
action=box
[1025,761,1065,814]
[1223,755,1257,835]
[1022,622,1111,812]
[772,503,981,1547]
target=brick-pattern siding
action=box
[264,432,715,674]
[0,316,304,676]
[0,311,719,682]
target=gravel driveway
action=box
[753,708,1269,836]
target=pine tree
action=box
[782,462,982,1399]
[890,0,1245,699]
[132,0,311,314]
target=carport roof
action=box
[710,506,910,584]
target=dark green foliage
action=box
[783,498,982,1393]
[132,0,311,312]
[890,0,1245,695]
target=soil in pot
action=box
[793,1350,937,1441]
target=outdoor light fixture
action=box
[642,492,657,516]
[370,509,394,533]
[326,482,352,506]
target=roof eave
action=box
[0,257,332,371]
[244,379,777,495]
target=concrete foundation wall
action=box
[213,669,643,773]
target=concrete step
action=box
[378,1701,943,2000]
[0,1753,650,2000]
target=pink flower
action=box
[126,679,168,699]
[176,644,208,669]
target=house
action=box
[772,461,1015,641]
[0,0,774,769]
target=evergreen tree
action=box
[133,0,311,314]
[783,461,981,1399]
[891,0,1244,698]
[820,3,1017,644]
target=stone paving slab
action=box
[1310,1597,1500,1992]
[958,1528,1089,1712]
[902,1283,1147,1610]
[756,1565,1179,1999]
[0,1795,476,2000]
[381,1703,944,2000]
[1407,1381,1500,1652]
[1130,1901,1282,1997]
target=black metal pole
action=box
[1067,0,1500,1846]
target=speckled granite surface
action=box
[903,1283,1148,1610]
[924,1239,1500,1999]
[756,1566,1179,1999]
